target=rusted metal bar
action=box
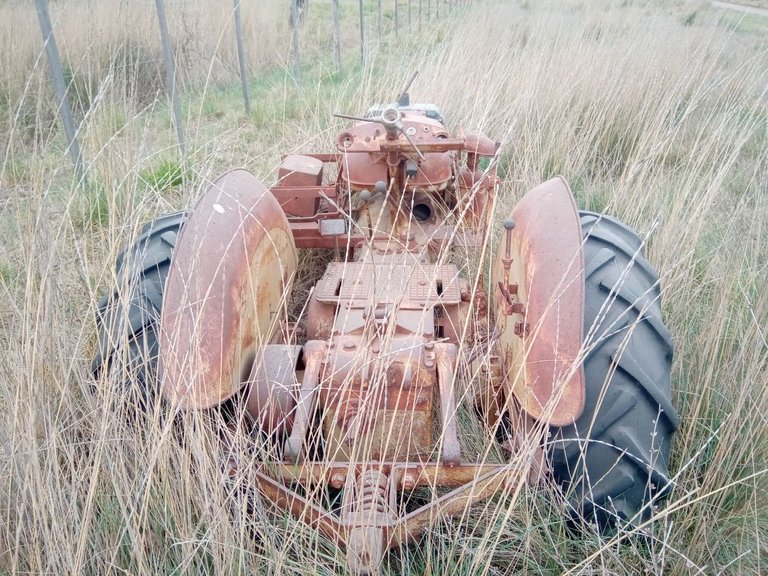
[378,137,465,154]
[274,462,507,488]
[251,468,347,544]
[285,341,325,460]
[435,343,461,466]
[390,465,523,547]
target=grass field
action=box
[0,0,766,574]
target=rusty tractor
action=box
[93,79,677,573]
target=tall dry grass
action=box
[0,0,766,574]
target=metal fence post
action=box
[233,0,251,115]
[154,0,185,152]
[359,0,365,68]
[331,0,342,73]
[291,0,301,82]
[34,0,85,184]
[395,1,399,37]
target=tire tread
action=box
[550,212,678,528]
[92,212,185,404]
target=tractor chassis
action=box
[159,113,583,573]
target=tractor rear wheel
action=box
[91,212,184,411]
[549,211,679,529]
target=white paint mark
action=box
[213,203,225,214]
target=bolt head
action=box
[374,180,387,194]
[503,218,516,231]
[330,473,345,489]
[359,190,372,202]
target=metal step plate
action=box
[315,262,461,307]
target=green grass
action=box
[139,159,185,193]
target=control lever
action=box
[334,105,425,160]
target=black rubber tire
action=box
[549,211,679,529]
[92,212,185,410]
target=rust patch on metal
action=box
[493,176,585,426]
[159,170,297,409]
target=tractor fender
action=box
[159,170,297,409]
[492,177,585,426]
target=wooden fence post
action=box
[34,0,85,183]
[154,0,185,152]
[233,0,251,115]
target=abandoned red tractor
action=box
[93,85,677,573]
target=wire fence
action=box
[31,0,475,182]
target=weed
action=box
[139,159,185,192]
[73,181,110,230]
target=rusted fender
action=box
[159,170,297,409]
[492,177,585,426]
